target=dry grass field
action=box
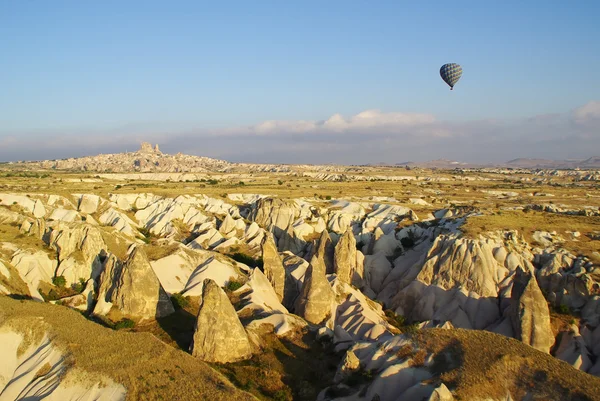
[0,296,256,401]
[415,328,600,401]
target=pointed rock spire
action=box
[190,279,253,363]
[509,266,554,353]
[294,253,334,325]
[334,228,357,285]
[262,232,286,302]
[315,230,335,274]
[94,247,174,320]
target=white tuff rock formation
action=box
[249,197,299,237]
[294,253,335,325]
[0,330,126,400]
[190,279,253,363]
[261,233,286,302]
[315,229,335,274]
[333,228,358,285]
[509,266,554,353]
[94,247,175,320]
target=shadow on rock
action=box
[156,307,197,351]
[428,338,465,389]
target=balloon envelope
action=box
[440,63,462,89]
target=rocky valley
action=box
[1,145,600,400]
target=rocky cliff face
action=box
[382,234,508,330]
[48,223,106,286]
[376,230,574,359]
[249,197,299,237]
[413,236,507,298]
[95,247,175,320]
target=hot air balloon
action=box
[440,63,462,90]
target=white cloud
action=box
[323,110,436,132]
[253,119,317,135]
[0,136,18,146]
[245,110,437,135]
[573,101,600,126]
[1,101,599,163]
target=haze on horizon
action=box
[1,1,599,164]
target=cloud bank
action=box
[0,102,598,164]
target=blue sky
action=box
[1,1,599,163]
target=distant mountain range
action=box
[504,157,600,169]
[394,159,477,169]
[392,157,600,169]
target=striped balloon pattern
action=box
[440,63,462,90]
